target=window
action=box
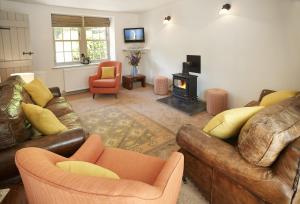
[86,27,109,61]
[54,27,80,63]
[51,14,110,65]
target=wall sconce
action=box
[163,16,171,24]
[219,4,231,15]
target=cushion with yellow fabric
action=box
[203,106,264,139]
[56,161,120,179]
[23,79,53,107]
[22,103,67,135]
[101,67,115,79]
[260,90,297,107]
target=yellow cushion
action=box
[260,90,297,107]
[22,103,67,135]
[56,161,120,179]
[203,106,264,139]
[101,67,115,79]
[23,79,53,107]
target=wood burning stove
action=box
[173,73,198,100]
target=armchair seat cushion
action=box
[92,79,116,88]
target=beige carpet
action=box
[66,86,210,204]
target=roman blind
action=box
[51,14,110,27]
[51,14,83,27]
[84,16,110,27]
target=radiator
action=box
[63,65,98,92]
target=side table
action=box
[122,74,146,90]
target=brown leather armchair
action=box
[177,90,300,204]
[89,61,122,99]
[0,76,86,187]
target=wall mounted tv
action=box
[124,28,145,43]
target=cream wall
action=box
[139,0,300,107]
[0,0,140,90]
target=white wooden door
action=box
[0,10,33,82]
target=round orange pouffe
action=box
[206,88,228,115]
[154,76,169,95]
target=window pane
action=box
[64,52,72,62]
[71,28,79,40]
[64,42,71,51]
[92,28,100,40]
[99,28,106,40]
[101,41,108,59]
[63,28,71,40]
[86,28,92,40]
[54,28,63,40]
[72,52,80,61]
[56,52,64,63]
[55,42,63,52]
[71,41,79,52]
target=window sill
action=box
[53,62,99,69]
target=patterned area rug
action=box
[79,105,208,204]
[79,105,179,158]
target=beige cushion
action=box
[238,94,300,167]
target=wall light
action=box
[219,4,231,15]
[163,16,171,24]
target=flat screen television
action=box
[124,28,145,43]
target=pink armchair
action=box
[89,61,122,99]
[15,135,184,204]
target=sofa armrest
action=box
[49,87,61,97]
[0,128,85,183]
[70,134,104,163]
[89,74,98,89]
[153,152,184,203]
[245,100,260,107]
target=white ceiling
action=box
[8,0,177,12]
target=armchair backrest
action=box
[97,61,122,79]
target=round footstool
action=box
[206,88,228,115]
[154,76,169,95]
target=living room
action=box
[0,0,300,203]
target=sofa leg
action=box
[93,94,95,99]
[115,94,118,99]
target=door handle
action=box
[23,51,34,56]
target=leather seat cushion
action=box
[238,94,300,167]
[59,112,83,130]
[92,79,116,88]
[46,97,73,118]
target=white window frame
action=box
[53,27,110,66]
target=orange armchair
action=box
[15,135,184,204]
[89,61,122,99]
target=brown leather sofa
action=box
[177,90,300,204]
[0,76,86,187]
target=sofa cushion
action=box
[56,161,120,179]
[24,79,53,107]
[46,97,73,118]
[203,106,264,139]
[22,103,67,135]
[260,90,297,107]
[0,76,33,150]
[92,79,116,88]
[101,67,115,79]
[59,112,83,130]
[238,95,300,167]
